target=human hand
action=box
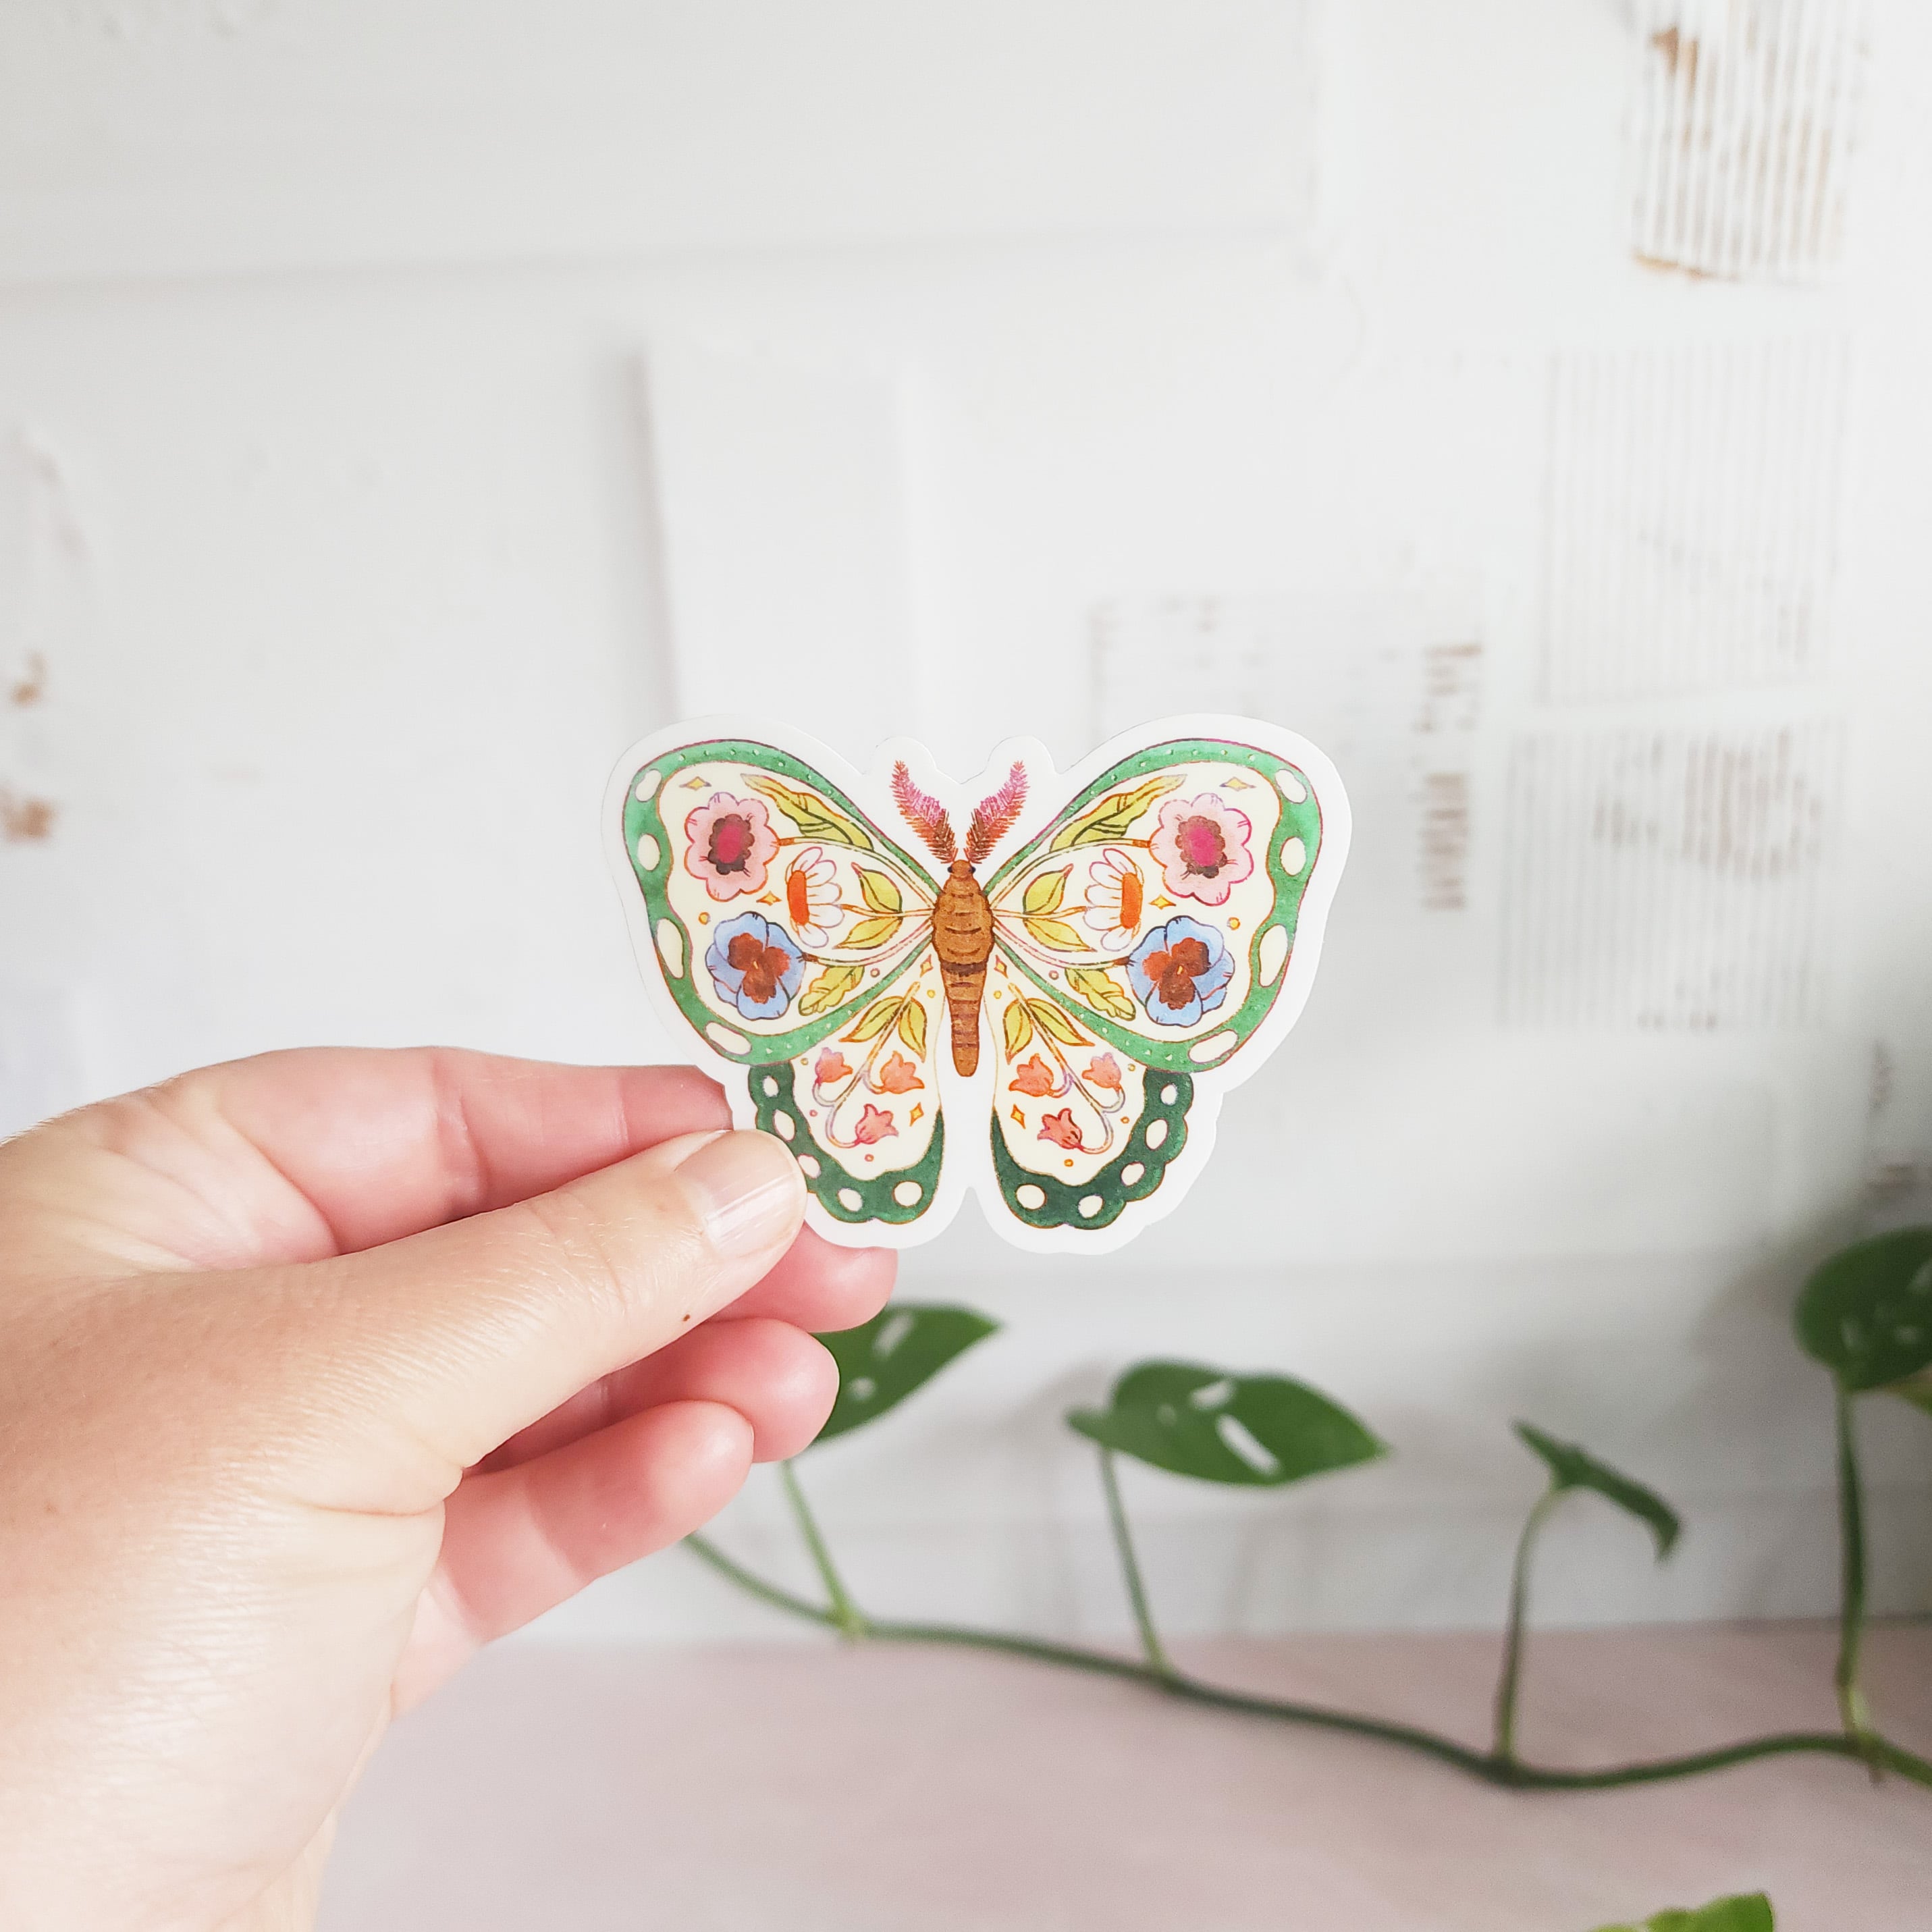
[0,1048,892,1932]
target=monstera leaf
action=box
[1067,1362,1385,1486]
[1513,1422,1681,1559]
[811,1303,998,1446]
[1590,1893,1773,1932]
[1796,1227,1932,1393]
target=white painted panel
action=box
[645,338,915,759]
[0,0,1318,282]
[1544,336,1850,701]
[1503,721,1846,1031]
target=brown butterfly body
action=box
[932,863,995,1074]
[894,759,1028,1077]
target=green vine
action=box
[685,1230,1932,1802]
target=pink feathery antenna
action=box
[891,761,957,865]
[891,759,1029,869]
[964,763,1027,865]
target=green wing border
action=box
[749,1062,946,1227]
[991,1072,1193,1233]
[620,738,932,1066]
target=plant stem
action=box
[1493,1487,1560,1764]
[1099,1449,1175,1677]
[682,1535,1932,1796]
[778,1460,867,1638]
[685,1531,838,1626]
[1833,1381,1875,1745]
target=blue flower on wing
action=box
[1126,916,1234,1028]
[706,912,805,1021]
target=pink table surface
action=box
[321,1621,1932,1931]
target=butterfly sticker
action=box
[606,714,1349,1254]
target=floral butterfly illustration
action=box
[606,715,1349,1253]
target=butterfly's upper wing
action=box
[982,729,1338,1241]
[617,734,948,1232]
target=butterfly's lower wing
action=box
[745,947,950,1231]
[986,972,1197,1235]
[615,733,948,1235]
[982,726,1341,1243]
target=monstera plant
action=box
[683,1230,1932,1806]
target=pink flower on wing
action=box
[1037,1108,1085,1151]
[876,1052,924,1094]
[1149,795,1254,907]
[1083,1052,1124,1094]
[684,791,779,900]
[852,1104,898,1146]
[1008,1054,1059,1098]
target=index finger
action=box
[184,1046,732,1258]
[11,1047,896,1331]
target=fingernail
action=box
[673,1129,805,1258]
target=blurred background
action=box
[3,5,1932,1916]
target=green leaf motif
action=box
[1513,1422,1681,1559]
[1026,917,1085,950]
[1067,965,1136,1021]
[748,776,876,853]
[1048,776,1182,853]
[857,867,903,914]
[845,914,901,950]
[843,996,903,1044]
[1590,1892,1774,1932]
[797,964,863,1018]
[811,1304,1000,1446]
[1794,1227,1932,1392]
[1002,1000,1032,1056]
[896,998,928,1057]
[1027,999,1088,1046]
[1022,867,1070,915]
[1067,1362,1386,1487]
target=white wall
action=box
[3,0,1931,1642]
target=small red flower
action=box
[1149,794,1254,907]
[684,791,779,901]
[1008,1054,1058,1098]
[1037,1108,1084,1151]
[853,1104,898,1145]
[876,1051,924,1094]
[1083,1052,1124,1093]
[814,1048,852,1085]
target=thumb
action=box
[292,1127,806,1480]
